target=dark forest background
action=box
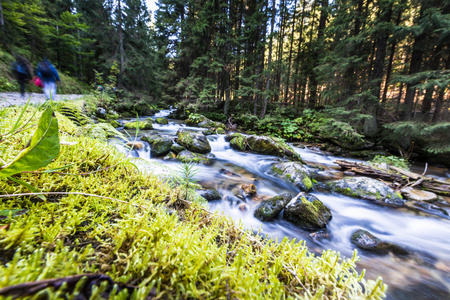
[1,0,449,158]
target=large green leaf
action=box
[0,107,60,177]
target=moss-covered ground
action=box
[0,100,387,299]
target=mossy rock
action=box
[176,150,212,165]
[216,127,226,134]
[171,143,185,154]
[230,135,247,152]
[327,176,404,207]
[203,129,216,136]
[254,193,293,221]
[246,135,303,162]
[270,162,313,192]
[124,119,154,130]
[141,134,173,157]
[283,192,332,231]
[155,117,169,125]
[83,123,125,142]
[225,133,244,142]
[177,129,211,154]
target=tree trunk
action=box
[402,4,426,121]
[364,1,393,136]
[432,54,450,122]
[382,10,402,104]
[284,0,298,104]
[308,0,328,109]
[292,0,306,107]
[118,0,125,74]
[260,0,276,118]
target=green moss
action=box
[0,105,387,299]
[124,119,153,130]
[302,176,314,191]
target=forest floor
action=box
[0,92,84,107]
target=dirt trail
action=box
[0,92,84,107]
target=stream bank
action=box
[114,109,450,300]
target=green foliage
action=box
[203,112,227,123]
[0,106,60,177]
[384,121,450,155]
[369,155,410,170]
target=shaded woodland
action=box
[1,0,449,155]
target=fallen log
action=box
[335,160,450,197]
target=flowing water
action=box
[113,110,450,300]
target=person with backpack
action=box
[12,56,32,98]
[37,59,60,100]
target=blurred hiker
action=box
[12,56,32,98]
[37,59,60,100]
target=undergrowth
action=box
[0,104,387,299]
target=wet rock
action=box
[176,129,211,154]
[96,107,106,117]
[155,117,169,125]
[246,135,304,162]
[126,141,144,150]
[401,187,438,202]
[163,151,177,160]
[309,229,331,242]
[270,162,313,192]
[216,127,226,134]
[198,189,222,201]
[408,201,449,217]
[124,119,153,130]
[241,184,257,197]
[230,134,247,151]
[327,176,404,207]
[170,143,185,154]
[203,129,215,136]
[185,114,225,129]
[254,193,293,221]
[238,203,249,211]
[219,168,240,176]
[351,230,410,256]
[176,150,212,165]
[283,192,332,230]
[141,134,173,157]
[343,171,356,176]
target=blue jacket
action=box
[37,61,60,83]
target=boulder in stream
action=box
[126,141,144,150]
[177,150,212,165]
[141,134,173,157]
[327,176,404,207]
[351,230,410,256]
[177,129,211,154]
[246,135,304,162]
[124,119,154,130]
[270,162,313,192]
[241,184,257,197]
[283,192,332,231]
[230,134,247,151]
[155,117,169,125]
[197,189,222,201]
[171,143,185,154]
[254,193,293,221]
[401,187,438,202]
